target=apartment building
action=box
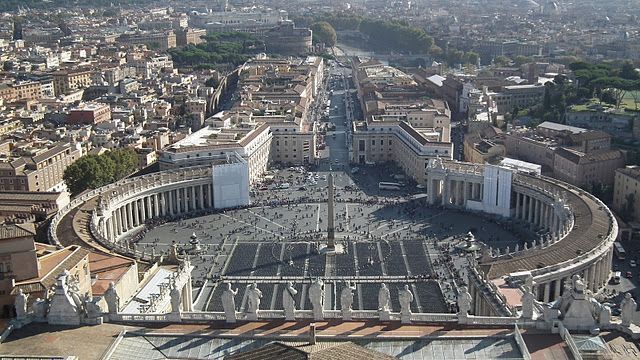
[117,31,177,51]
[493,84,545,114]
[506,123,625,187]
[351,118,453,184]
[174,28,206,46]
[0,142,82,192]
[68,102,112,125]
[553,147,625,187]
[613,166,640,223]
[158,123,272,184]
[52,69,92,96]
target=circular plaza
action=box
[49,157,617,317]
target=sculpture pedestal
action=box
[401,312,411,324]
[313,308,324,321]
[319,243,345,255]
[379,309,390,321]
[224,311,237,323]
[247,312,258,321]
[285,311,295,321]
[342,309,352,321]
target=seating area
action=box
[205,239,447,313]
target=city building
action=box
[613,165,640,224]
[117,31,177,51]
[52,69,93,96]
[351,118,453,183]
[0,191,70,224]
[0,142,83,192]
[505,122,625,187]
[263,22,313,55]
[174,27,206,46]
[493,84,545,114]
[68,102,112,125]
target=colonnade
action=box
[535,249,613,303]
[513,191,569,240]
[102,183,213,242]
[428,177,484,207]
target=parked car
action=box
[626,271,633,278]
[631,260,637,268]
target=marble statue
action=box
[84,295,103,319]
[104,282,120,314]
[14,288,28,320]
[32,298,48,321]
[246,283,262,319]
[47,270,80,325]
[308,279,324,320]
[283,281,297,321]
[621,293,637,327]
[340,281,356,320]
[398,285,414,317]
[599,305,611,326]
[221,283,238,323]
[378,283,391,312]
[170,284,182,314]
[457,286,472,317]
[521,288,535,319]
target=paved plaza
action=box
[125,165,535,313]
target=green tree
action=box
[514,55,532,66]
[464,51,479,66]
[310,21,337,47]
[494,56,511,66]
[64,148,138,195]
[448,50,464,66]
[106,148,138,180]
[619,60,639,80]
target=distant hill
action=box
[1,0,162,12]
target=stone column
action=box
[462,181,468,206]
[442,179,450,206]
[118,207,124,234]
[161,191,168,216]
[180,188,186,213]
[199,185,205,210]
[191,186,196,211]
[554,278,561,301]
[113,210,121,237]
[167,190,175,215]
[145,197,151,220]
[528,196,535,224]
[588,265,596,291]
[533,199,540,226]
[126,203,133,230]
[133,200,140,226]
[515,192,521,219]
[209,184,215,208]
[153,194,160,217]
[428,179,436,204]
[543,282,551,303]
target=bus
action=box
[378,182,402,191]
[614,242,626,260]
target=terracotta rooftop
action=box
[89,251,135,296]
[0,223,36,240]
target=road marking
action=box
[246,209,286,229]
[345,204,350,231]
[382,226,409,239]
[316,204,321,232]
[221,213,283,239]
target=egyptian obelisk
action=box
[327,172,335,249]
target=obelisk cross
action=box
[327,172,335,248]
